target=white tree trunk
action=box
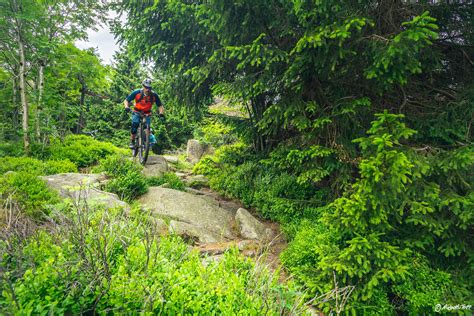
[17,31,29,153]
[35,63,44,140]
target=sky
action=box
[75,11,121,65]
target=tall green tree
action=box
[0,0,106,151]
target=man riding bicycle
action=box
[124,78,165,149]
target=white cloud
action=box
[75,11,121,65]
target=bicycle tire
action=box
[138,120,150,165]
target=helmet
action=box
[142,78,152,88]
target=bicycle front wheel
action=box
[138,123,150,165]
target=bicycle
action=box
[130,110,151,165]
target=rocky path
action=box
[42,153,288,271]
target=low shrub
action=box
[0,203,308,314]
[92,155,148,201]
[50,135,128,168]
[0,142,24,157]
[0,171,60,219]
[194,144,327,222]
[147,172,185,191]
[0,156,77,175]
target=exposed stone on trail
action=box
[235,208,273,242]
[185,175,209,187]
[175,172,188,178]
[169,220,226,243]
[142,155,168,177]
[186,139,204,163]
[138,187,235,239]
[152,217,168,235]
[162,155,179,164]
[40,173,129,210]
[186,140,214,163]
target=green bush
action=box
[50,135,128,168]
[0,156,77,175]
[193,117,238,147]
[0,142,24,157]
[0,203,308,314]
[164,115,195,148]
[282,112,473,314]
[93,155,148,201]
[0,171,60,219]
[147,172,186,191]
[194,143,327,222]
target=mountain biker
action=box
[124,78,165,148]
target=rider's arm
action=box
[124,90,141,109]
[154,92,164,115]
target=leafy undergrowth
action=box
[0,204,308,315]
[194,112,474,314]
[147,172,186,191]
[49,134,128,168]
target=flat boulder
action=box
[142,155,168,177]
[169,220,225,244]
[40,173,129,210]
[162,155,179,164]
[138,187,235,239]
[235,208,273,242]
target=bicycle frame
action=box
[132,111,151,165]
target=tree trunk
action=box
[17,31,29,153]
[76,81,86,134]
[12,78,20,135]
[35,62,44,141]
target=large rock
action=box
[162,155,179,164]
[41,173,129,210]
[169,220,225,243]
[142,155,168,177]
[186,139,204,163]
[138,187,235,239]
[235,208,273,242]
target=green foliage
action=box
[1,203,307,314]
[0,142,24,158]
[0,171,59,219]
[50,135,127,168]
[366,12,439,88]
[392,255,460,314]
[194,143,329,222]
[193,117,239,147]
[0,156,77,176]
[161,115,195,149]
[92,155,147,202]
[147,172,186,191]
[283,112,473,313]
[151,120,173,154]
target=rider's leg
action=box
[130,112,140,148]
